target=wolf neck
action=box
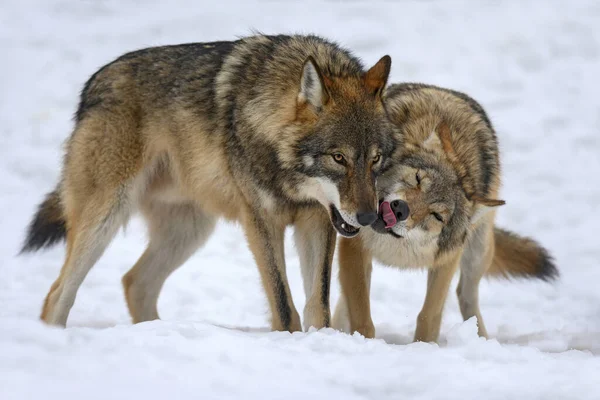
[212,35,366,205]
[214,35,364,133]
[361,229,437,268]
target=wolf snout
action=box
[356,211,378,226]
[390,200,410,221]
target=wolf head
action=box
[372,121,505,253]
[291,55,396,237]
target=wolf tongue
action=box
[380,201,397,228]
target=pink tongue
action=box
[380,201,397,228]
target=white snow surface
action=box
[2,1,600,399]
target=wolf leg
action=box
[294,208,337,331]
[122,201,216,323]
[332,293,351,333]
[243,208,301,332]
[414,255,461,342]
[41,188,129,326]
[456,222,493,338]
[333,236,375,338]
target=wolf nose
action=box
[390,200,410,221]
[356,211,378,226]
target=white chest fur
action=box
[360,229,437,269]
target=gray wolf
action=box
[333,83,557,342]
[20,34,396,331]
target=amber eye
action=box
[432,212,444,223]
[332,153,345,164]
[373,154,381,164]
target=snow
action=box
[2,0,600,398]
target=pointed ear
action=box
[437,122,456,156]
[470,196,505,225]
[364,55,392,97]
[471,195,506,207]
[423,122,453,154]
[298,56,329,110]
[423,130,442,151]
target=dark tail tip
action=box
[536,247,559,282]
[20,190,67,254]
[490,227,559,282]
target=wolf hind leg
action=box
[456,221,493,338]
[123,201,216,323]
[41,101,148,326]
[41,187,130,326]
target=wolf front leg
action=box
[294,208,337,331]
[414,253,462,342]
[243,208,302,332]
[333,235,375,338]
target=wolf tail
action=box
[20,188,67,253]
[486,227,558,281]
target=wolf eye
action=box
[373,154,381,164]
[332,153,345,164]
[416,172,422,185]
[431,212,444,223]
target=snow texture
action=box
[1,1,600,399]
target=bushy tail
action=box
[20,189,67,253]
[486,227,558,281]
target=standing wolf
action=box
[20,34,396,331]
[333,83,558,342]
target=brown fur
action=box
[333,83,558,342]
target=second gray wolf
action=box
[333,83,558,342]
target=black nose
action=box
[390,200,410,221]
[356,211,378,226]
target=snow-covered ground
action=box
[2,1,600,398]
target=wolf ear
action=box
[470,195,506,225]
[437,122,456,155]
[424,122,455,154]
[423,121,456,155]
[423,130,442,151]
[298,56,329,110]
[364,55,392,97]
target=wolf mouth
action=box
[330,205,360,237]
[371,200,403,238]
